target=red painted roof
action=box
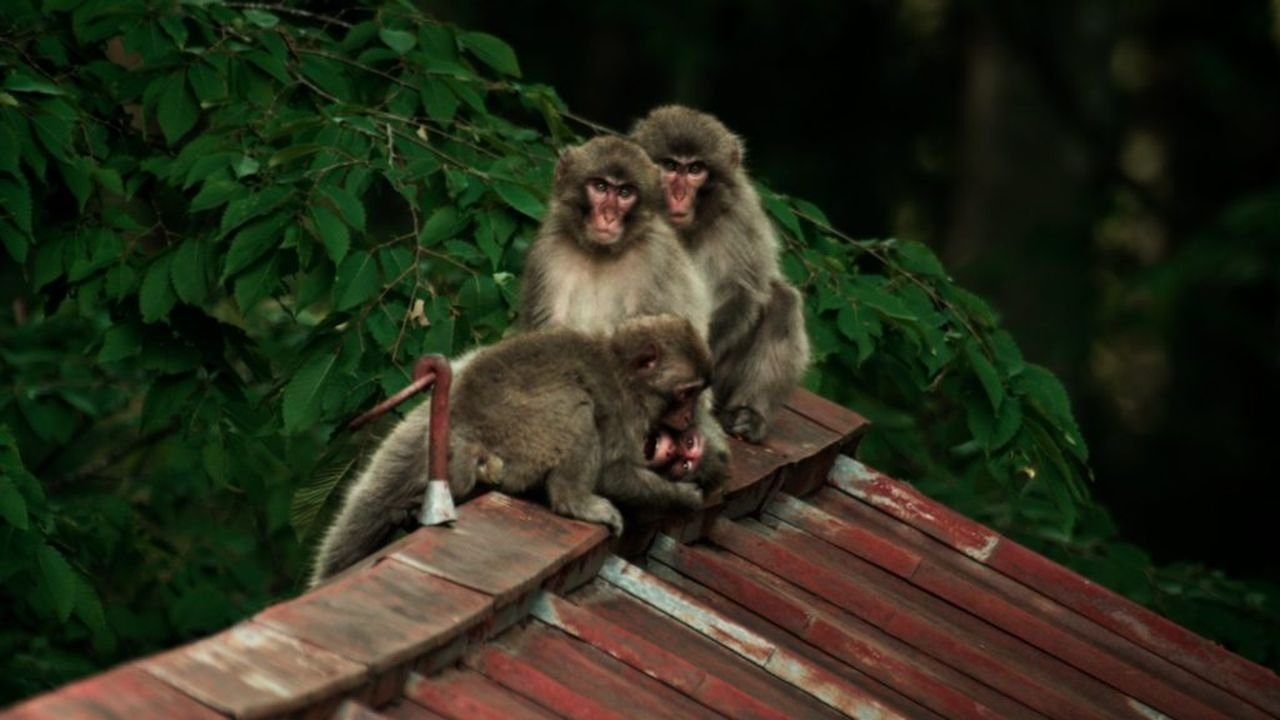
[4,390,1277,720]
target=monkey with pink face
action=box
[519,135,728,487]
[632,106,811,443]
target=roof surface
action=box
[4,390,1277,720]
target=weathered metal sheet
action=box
[0,667,226,720]
[138,622,366,720]
[600,554,912,720]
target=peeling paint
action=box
[961,534,1000,563]
[601,554,908,720]
[1126,698,1173,720]
[765,654,898,720]
[599,555,774,665]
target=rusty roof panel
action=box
[395,669,558,719]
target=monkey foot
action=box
[719,406,767,444]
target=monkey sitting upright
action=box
[519,135,731,491]
[632,106,812,443]
[309,314,710,586]
[449,313,712,536]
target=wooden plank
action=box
[567,580,852,720]
[0,666,225,720]
[255,558,491,673]
[532,591,796,720]
[498,621,723,720]
[466,645,627,720]
[392,492,606,605]
[804,487,1274,720]
[652,536,1046,720]
[784,388,870,443]
[400,669,558,720]
[829,456,1280,716]
[138,622,366,720]
[599,555,915,719]
[643,561,944,720]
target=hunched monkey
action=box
[449,314,711,533]
[631,105,811,443]
[309,315,710,585]
[518,135,731,489]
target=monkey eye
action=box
[688,161,707,176]
[590,179,608,193]
[617,185,635,198]
[660,159,678,172]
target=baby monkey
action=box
[447,314,712,536]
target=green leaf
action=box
[0,477,29,530]
[232,154,259,178]
[299,56,352,99]
[493,180,544,220]
[895,239,947,277]
[140,252,177,323]
[98,323,142,363]
[171,238,210,305]
[59,157,92,211]
[379,27,416,54]
[242,8,279,28]
[0,219,27,262]
[0,122,21,178]
[234,254,280,312]
[310,205,349,264]
[1019,364,1088,462]
[73,573,110,639]
[283,351,340,434]
[420,206,461,246]
[0,177,33,234]
[319,185,365,233]
[458,32,521,77]
[223,213,291,279]
[420,80,459,124]
[3,71,66,95]
[964,339,1004,412]
[762,193,802,238]
[157,72,198,145]
[333,251,380,311]
[141,375,198,432]
[37,544,76,623]
[220,186,291,235]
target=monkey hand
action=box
[669,481,705,511]
[718,406,768,444]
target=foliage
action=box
[0,0,1271,702]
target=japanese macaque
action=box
[631,106,811,442]
[309,315,711,586]
[519,135,730,490]
[450,314,711,533]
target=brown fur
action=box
[519,135,730,489]
[632,106,811,442]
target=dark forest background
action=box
[435,0,1280,583]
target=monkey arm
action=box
[597,460,704,512]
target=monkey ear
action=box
[633,342,661,373]
[728,137,744,171]
[555,150,574,183]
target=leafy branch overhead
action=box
[7,0,1259,703]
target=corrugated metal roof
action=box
[4,390,1277,720]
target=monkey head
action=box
[553,136,663,253]
[609,313,712,432]
[630,105,744,233]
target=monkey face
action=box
[658,157,708,227]
[585,176,638,245]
